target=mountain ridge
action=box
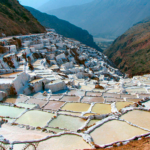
[25,6,102,51]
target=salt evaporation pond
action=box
[126,98,142,103]
[105,98,124,102]
[58,111,81,116]
[92,104,111,114]
[61,103,90,112]
[88,119,100,126]
[37,134,91,150]
[67,90,85,97]
[86,92,102,97]
[0,105,25,118]
[61,96,80,102]
[49,115,86,131]
[50,95,62,100]
[0,124,50,142]
[0,72,22,77]
[90,120,148,146]
[84,113,97,117]
[120,110,150,130]
[116,102,133,111]
[16,103,37,109]
[44,101,65,110]
[15,110,55,127]
[46,127,64,133]
[82,96,104,103]
[26,98,47,108]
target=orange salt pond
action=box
[90,120,148,146]
[37,134,91,150]
[116,102,133,111]
[15,110,55,127]
[60,96,80,102]
[44,101,65,110]
[82,96,104,103]
[48,115,86,131]
[92,104,111,114]
[61,103,90,112]
[120,110,150,130]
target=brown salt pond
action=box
[90,120,148,146]
[126,98,142,103]
[82,96,104,103]
[60,96,80,102]
[0,124,50,142]
[49,115,86,131]
[67,90,85,97]
[37,134,91,150]
[86,92,102,97]
[44,101,65,111]
[15,110,55,127]
[121,94,137,98]
[116,102,134,111]
[103,93,120,98]
[26,98,47,108]
[50,95,62,100]
[92,104,111,114]
[105,98,124,102]
[120,110,150,130]
[2,95,28,104]
[61,103,90,112]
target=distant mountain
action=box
[104,17,150,76]
[39,0,93,12]
[47,0,150,38]
[0,0,45,37]
[25,6,102,51]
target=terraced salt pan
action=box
[16,110,55,127]
[67,90,85,97]
[49,115,86,131]
[86,92,102,97]
[29,92,49,100]
[61,103,90,112]
[0,105,25,118]
[2,95,28,104]
[107,89,120,93]
[92,104,111,114]
[60,96,80,102]
[0,72,22,77]
[105,98,124,102]
[120,110,150,130]
[126,88,147,94]
[116,102,133,111]
[44,101,65,111]
[0,124,50,142]
[121,94,137,98]
[126,98,142,103]
[50,95,62,100]
[80,84,95,91]
[82,96,104,103]
[58,111,81,116]
[143,101,150,108]
[84,113,98,117]
[30,78,43,83]
[103,93,120,98]
[0,78,13,83]
[37,134,91,150]
[90,120,148,146]
[139,94,150,98]
[16,103,37,109]
[26,98,47,108]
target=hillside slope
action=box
[48,0,150,38]
[26,6,102,51]
[0,0,45,37]
[104,18,150,76]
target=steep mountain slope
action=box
[0,0,45,36]
[104,17,150,76]
[26,6,102,51]
[39,0,93,12]
[48,0,150,38]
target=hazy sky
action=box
[19,0,49,9]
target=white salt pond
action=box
[90,120,148,146]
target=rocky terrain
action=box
[0,0,45,37]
